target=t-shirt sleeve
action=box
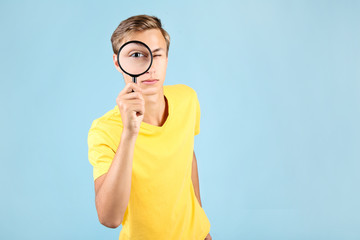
[194,91,201,136]
[87,124,115,181]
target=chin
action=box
[142,86,161,94]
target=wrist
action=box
[121,129,139,140]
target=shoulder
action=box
[88,105,121,136]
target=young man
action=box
[88,15,212,240]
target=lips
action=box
[142,79,159,82]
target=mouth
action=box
[142,79,159,83]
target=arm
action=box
[191,150,202,207]
[94,130,137,228]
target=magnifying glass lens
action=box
[118,42,152,76]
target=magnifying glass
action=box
[117,40,153,92]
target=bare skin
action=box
[192,151,212,240]
[93,28,212,239]
[114,29,169,127]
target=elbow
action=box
[95,201,123,228]
[99,217,122,229]
[103,222,121,229]
[97,210,122,229]
[95,198,125,229]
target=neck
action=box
[142,91,168,127]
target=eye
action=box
[154,55,162,57]
[130,52,145,58]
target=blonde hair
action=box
[111,14,170,56]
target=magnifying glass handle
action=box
[131,76,136,93]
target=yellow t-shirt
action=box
[87,84,211,240]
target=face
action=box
[113,29,168,95]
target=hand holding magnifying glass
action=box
[117,40,153,92]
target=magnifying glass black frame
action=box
[117,40,153,85]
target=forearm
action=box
[193,178,202,207]
[95,131,137,227]
[191,153,202,207]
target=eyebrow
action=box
[152,48,165,53]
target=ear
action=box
[113,53,123,73]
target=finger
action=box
[125,82,142,93]
[130,104,144,115]
[121,91,144,100]
[118,82,142,96]
[123,99,144,105]
[120,83,133,95]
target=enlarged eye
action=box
[130,52,145,58]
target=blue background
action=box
[1,0,359,239]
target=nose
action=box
[146,61,156,74]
